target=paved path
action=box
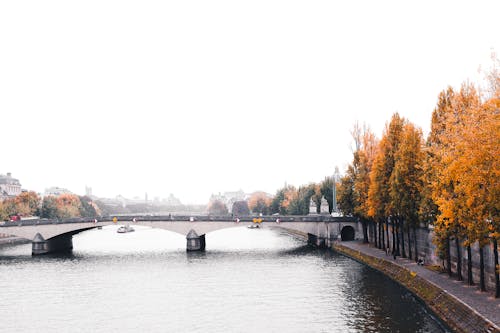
[340,241,500,328]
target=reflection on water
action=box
[0,226,449,333]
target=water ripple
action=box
[0,227,449,332]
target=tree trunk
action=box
[493,238,499,298]
[407,224,412,260]
[362,219,369,243]
[392,218,396,255]
[467,244,474,286]
[371,221,375,244]
[368,221,372,244]
[381,220,385,250]
[479,245,486,292]
[385,219,390,254]
[455,236,463,281]
[373,221,378,248]
[400,217,406,258]
[446,236,452,277]
[378,221,383,249]
[413,225,418,263]
[395,218,400,256]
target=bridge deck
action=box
[0,215,358,227]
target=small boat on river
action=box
[117,224,135,233]
[247,224,260,229]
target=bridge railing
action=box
[0,215,358,228]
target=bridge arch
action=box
[340,225,355,241]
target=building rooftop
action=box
[0,173,21,186]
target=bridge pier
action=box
[32,233,73,255]
[307,233,328,249]
[186,230,206,251]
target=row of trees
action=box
[0,192,100,220]
[206,182,335,217]
[336,58,499,297]
[268,181,334,215]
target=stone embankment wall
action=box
[370,225,498,291]
[333,243,498,333]
[0,233,28,245]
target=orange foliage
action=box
[248,192,271,214]
[55,194,82,218]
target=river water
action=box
[0,226,449,333]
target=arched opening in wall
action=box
[341,226,355,241]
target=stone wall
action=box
[369,224,499,291]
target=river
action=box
[0,226,449,332]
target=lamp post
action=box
[332,166,340,215]
[332,175,336,214]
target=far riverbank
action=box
[333,241,500,333]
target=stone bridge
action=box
[0,215,360,254]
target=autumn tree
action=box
[55,194,82,218]
[0,201,8,221]
[431,84,482,281]
[79,196,100,218]
[478,52,500,297]
[337,172,355,216]
[353,124,378,243]
[447,84,499,294]
[15,191,41,216]
[231,200,250,216]
[368,113,406,252]
[337,123,378,244]
[41,196,58,219]
[207,199,228,215]
[268,184,315,216]
[391,123,424,261]
[248,192,271,215]
[0,198,18,218]
[427,86,458,277]
[270,187,288,215]
[281,185,314,215]
[368,140,388,249]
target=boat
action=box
[247,224,260,229]
[117,224,135,233]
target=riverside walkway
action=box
[336,241,500,332]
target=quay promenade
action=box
[334,241,500,333]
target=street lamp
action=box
[332,166,340,216]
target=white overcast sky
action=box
[1,1,499,204]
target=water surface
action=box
[0,226,449,332]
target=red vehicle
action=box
[9,215,21,222]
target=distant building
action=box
[210,190,246,213]
[0,172,22,200]
[44,186,73,197]
[85,186,93,197]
